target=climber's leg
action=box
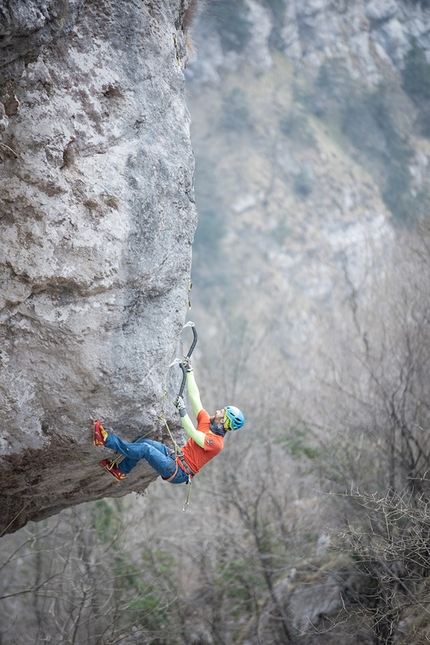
[105,435,177,479]
[99,459,127,481]
[113,455,140,475]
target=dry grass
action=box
[182,0,201,32]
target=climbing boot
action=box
[99,458,126,481]
[93,419,108,446]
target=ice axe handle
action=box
[178,362,187,398]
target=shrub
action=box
[280,109,315,145]
[402,39,430,138]
[182,0,200,32]
[303,61,423,224]
[220,87,253,131]
[275,424,320,459]
[293,168,313,197]
[341,85,415,223]
[402,39,430,102]
[260,0,286,49]
[306,59,355,116]
[205,0,252,53]
[193,156,225,251]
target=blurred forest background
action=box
[3,0,430,643]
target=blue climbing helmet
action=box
[224,406,245,430]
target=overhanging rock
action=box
[0,0,197,535]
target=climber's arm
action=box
[180,413,205,448]
[186,371,203,417]
[174,395,205,448]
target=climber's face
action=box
[211,408,225,427]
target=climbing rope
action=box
[159,396,181,457]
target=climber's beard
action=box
[210,408,225,427]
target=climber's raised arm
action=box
[186,371,203,416]
[182,357,203,416]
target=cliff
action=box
[187,0,430,85]
[0,0,197,535]
[2,0,430,538]
[186,0,430,369]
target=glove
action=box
[174,395,187,417]
[181,356,193,372]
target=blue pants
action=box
[105,435,189,484]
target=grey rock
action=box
[244,0,273,71]
[0,0,84,81]
[187,0,430,85]
[0,0,197,534]
[365,0,399,23]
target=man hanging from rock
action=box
[93,357,245,483]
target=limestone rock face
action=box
[0,0,197,534]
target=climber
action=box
[93,356,245,483]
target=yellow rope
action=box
[159,414,182,457]
[173,34,181,67]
